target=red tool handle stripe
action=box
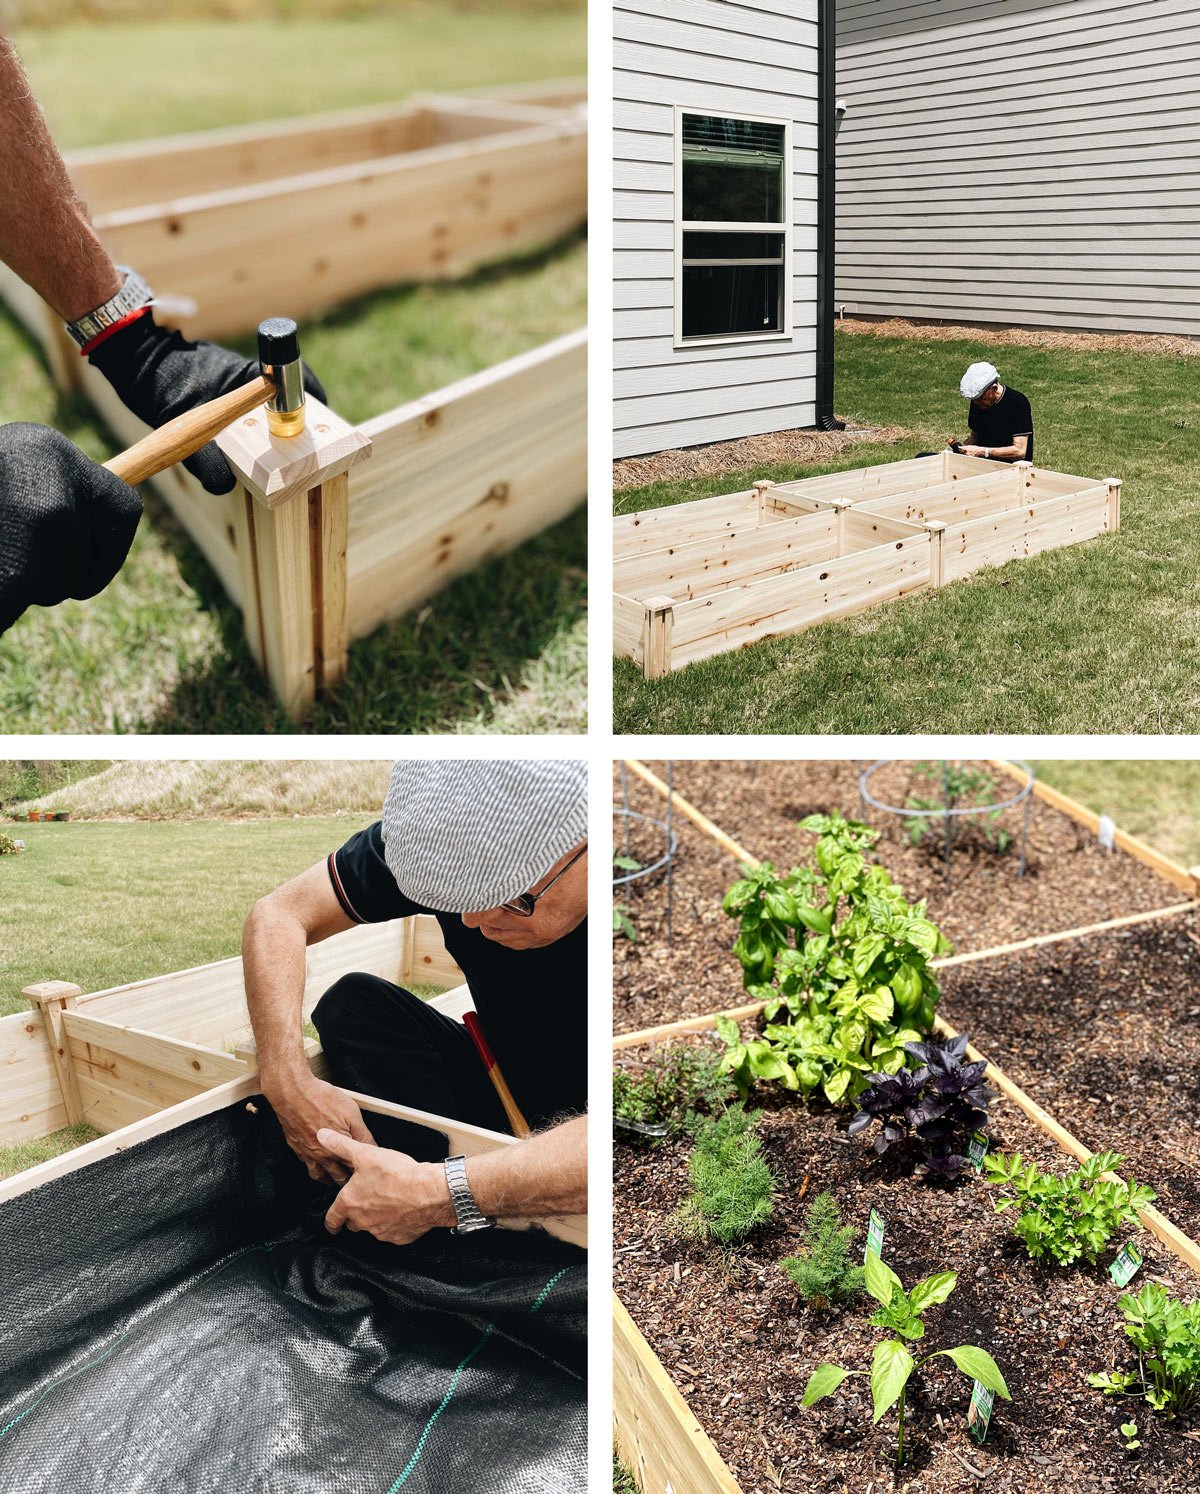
[463,1010,498,1071]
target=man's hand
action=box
[0,423,141,635]
[87,309,326,494]
[264,1075,376,1186]
[319,1130,454,1245]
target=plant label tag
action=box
[1098,815,1116,851]
[967,1131,989,1172]
[865,1207,885,1261]
[1109,1242,1143,1287]
[967,1380,995,1443]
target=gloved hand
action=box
[87,309,326,495]
[0,423,142,636]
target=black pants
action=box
[311,973,510,1161]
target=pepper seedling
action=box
[802,1252,1011,1465]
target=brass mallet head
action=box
[257,317,306,438]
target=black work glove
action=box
[0,423,142,636]
[87,310,327,495]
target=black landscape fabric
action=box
[0,1099,586,1492]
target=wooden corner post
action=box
[1106,477,1122,533]
[216,396,372,721]
[1015,459,1033,496]
[1189,865,1200,902]
[642,595,675,680]
[752,480,773,526]
[23,981,84,1126]
[925,519,946,588]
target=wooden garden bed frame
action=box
[612,760,1200,1493]
[613,454,1121,679]
[0,85,587,720]
[3,911,585,1248]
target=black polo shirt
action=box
[327,821,586,1127]
[969,386,1034,463]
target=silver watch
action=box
[443,1154,494,1234]
[65,266,154,349]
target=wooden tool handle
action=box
[104,373,274,487]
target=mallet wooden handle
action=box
[104,373,275,487]
[463,1011,531,1138]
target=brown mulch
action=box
[613,760,1184,1035]
[611,424,910,493]
[938,913,1200,1238]
[841,316,1200,359]
[615,1073,1200,1494]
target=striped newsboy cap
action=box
[381,759,588,912]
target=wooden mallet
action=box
[463,1010,531,1138]
[104,317,308,488]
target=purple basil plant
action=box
[847,1034,996,1179]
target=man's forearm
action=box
[463,1115,588,1221]
[242,901,315,1087]
[0,36,120,320]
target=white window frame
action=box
[674,104,793,349]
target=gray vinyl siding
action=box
[836,0,1200,336]
[614,0,821,458]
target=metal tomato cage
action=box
[614,761,678,943]
[857,759,1036,889]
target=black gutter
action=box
[815,0,844,429]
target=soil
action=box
[613,760,1184,1035]
[614,1061,1200,1494]
[938,913,1200,1241]
[839,317,1200,360]
[611,424,909,493]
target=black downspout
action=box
[815,0,844,430]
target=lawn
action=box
[614,329,1200,735]
[0,815,374,1016]
[1038,759,1200,870]
[0,8,586,733]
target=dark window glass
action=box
[681,113,785,223]
[682,264,784,338]
[683,231,784,263]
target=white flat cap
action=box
[381,759,588,912]
[960,362,999,400]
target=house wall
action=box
[614,0,821,457]
[836,0,1200,336]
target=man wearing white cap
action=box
[241,759,587,1246]
[950,362,1034,463]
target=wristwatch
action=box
[65,266,154,350]
[443,1154,494,1234]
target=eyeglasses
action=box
[499,842,587,916]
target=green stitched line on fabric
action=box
[384,1263,576,1490]
[386,1322,497,1491]
[0,1242,276,1446]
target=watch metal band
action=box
[444,1154,494,1234]
[65,266,154,349]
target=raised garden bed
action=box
[614,1062,1200,1494]
[614,760,1194,1035]
[613,455,1120,679]
[0,87,586,721]
[613,765,1200,1493]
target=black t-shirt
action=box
[969,386,1034,463]
[328,822,586,1127]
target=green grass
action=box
[613,1455,639,1493]
[0,816,374,1015]
[11,11,585,148]
[0,1126,99,1181]
[1037,761,1200,870]
[0,13,586,733]
[615,329,1200,735]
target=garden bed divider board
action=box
[0,1069,586,1248]
[64,327,586,721]
[0,86,585,379]
[1,914,462,1145]
[992,760,1200,898]
[613,1295,743,1494]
